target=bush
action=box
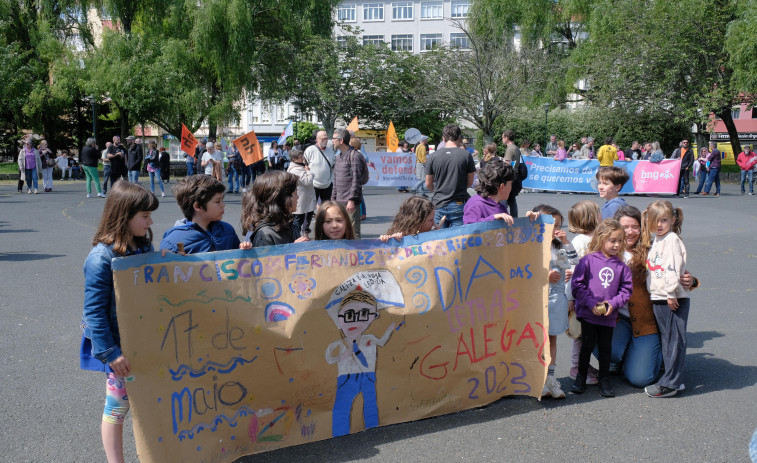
[494,106,691,154]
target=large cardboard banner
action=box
[112,218,551,463]
[363,151,417,187]
[522,155,682,194]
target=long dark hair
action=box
[314,200,356,240]
[92,181,159,255]
[241,170,298,234]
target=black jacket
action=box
[126,143,143,171]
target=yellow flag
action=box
[346,116,359,133]
[387,121,399,152]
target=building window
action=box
[363,35,385,45]
[420,33,443,51]
[392,2,413,20]
[338,4,356,22]
[752,107,757,119]
[336,35,349,49]
[391,34,413,52]
[732,108,741,120]
[363,3,384,21]
[451,1,470,18]
[420,2,443,19]
[450,32,470,49]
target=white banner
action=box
[363,151,417,187]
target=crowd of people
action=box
[77,122,705,462]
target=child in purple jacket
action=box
[570,219,633,398]
[464,158,538,225]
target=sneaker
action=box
[541,381,551,398]
[161,192,166,197]
[33,189,38,194]
[700,192,708,195]
[750,192,754,196]
[568,366,599,385]
[547,376,566,399]
[87,194,92,198]
[27,188,32,194]
[98,192,106,198]
[713,193,719,197]
[645,384,677,398]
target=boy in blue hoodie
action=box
[160,175,240,253]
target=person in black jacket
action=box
[125,135,142,183]
[107,136,128,186]
[673,139,694,197]
[159,147,171,184]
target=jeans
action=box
[102,164,111,193]
[740,170,754,193]
[149,170,164,194]
[227,165,239,192]
[240,165,251,188]
[292,211,314,239]
[24,168,38,190]
[41,167,53,190]
[186,161,195,176]
[678,169,690,195]
[694,168,706,194]
[434,201,465,228]
[704,168,720,194]
[83,166,101,194]
[653,298,690,390]
[128,170,140,183]
[609,317,662,387]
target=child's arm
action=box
[379,233,403,243]
[83,250,123,367]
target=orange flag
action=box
[233,130,263,165]
[180,124,198,157]
[386,121,399,152]
[346,116,359,133]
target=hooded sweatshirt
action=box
[571,251,633,327]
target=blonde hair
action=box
[588,219,626,256]
[482,142,498,163]
[642,200,683,243]
[567,200,601,235]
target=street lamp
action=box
[543,102,550,149]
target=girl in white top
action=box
[642,200,690,398]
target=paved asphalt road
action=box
[1,178,756,462]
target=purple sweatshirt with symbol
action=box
[570,251,633,327]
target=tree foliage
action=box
[571,0,753,154]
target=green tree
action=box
[571,0,753,155]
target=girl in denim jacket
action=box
[80,181,159,462]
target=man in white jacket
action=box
[304,130,336,210]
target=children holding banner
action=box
[379,196,436,242]
[80,181,159,463]
[570,219,633,397]
[160,175,241,253]
[241,170,310,247]
[314,201,356,241]
[463,158,540,225]
[533,204,578,399]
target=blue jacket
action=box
[82,242,152,365]
[160,220,240,254]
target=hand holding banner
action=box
[180,124,198,157]
[234,130,263,165]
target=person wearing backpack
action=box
[331,128,368,238]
